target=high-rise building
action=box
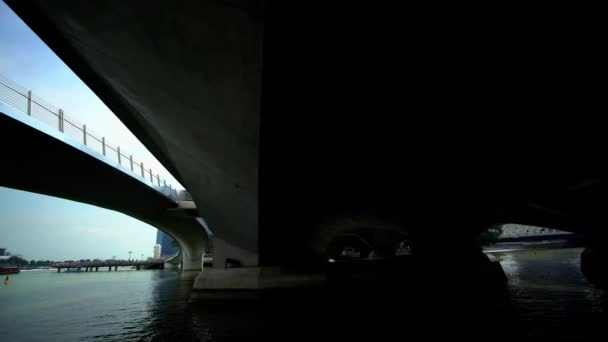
[156,230,179,257]
[153,244,161,258]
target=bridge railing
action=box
[53,260,162,267]
[0,73,190,201]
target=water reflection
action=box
[498,248,608,338]
[138,271,204,342]
[2,249,608,340]
[185,249,608,339]
[186,269,517,339]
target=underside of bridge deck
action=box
[7,1,608,289]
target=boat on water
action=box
[0,267,20,275]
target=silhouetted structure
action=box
[7,0,608,294]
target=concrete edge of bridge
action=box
[192,267,326,299]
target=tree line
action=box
[0,256,56,267]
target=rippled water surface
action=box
[0,269,200,341]
[499,248,608,338]
[1,248,608,340]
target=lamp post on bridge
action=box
[128,251,132,261]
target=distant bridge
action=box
[0,73,188,200]
[0,74,209,271]
[53,260,164,272]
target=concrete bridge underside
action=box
[7,1,608,289]
[0,107,207,271]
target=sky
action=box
[0,1,178,261]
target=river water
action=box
[1,248,608,340]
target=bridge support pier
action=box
[108,266,111,271]
[114,266,118,271]
[164,262,179,269]
[192,234,508,297]
[161,217,210,272]
[208,238,259,269]
[179,249,202,271]
[193,238,325,296]
[581,246,608,288]
[96,267,99,272]
[193,267,325,297]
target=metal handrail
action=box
[0,73,188,201]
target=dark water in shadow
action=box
[1,248,608,340]
[499,249,608,339]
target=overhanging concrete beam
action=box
[5,0,262,258]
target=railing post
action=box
[83,125,87,145]
[102,137,106,156]
[117,146,122,165]
[149,169,153,183]
[141,162,145,177]
[130,155,134,171]
[164,179,167,187]
[157,174,161,187]
[27,90,32,116]
[58,109,64,132]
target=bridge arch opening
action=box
[479,224,575,247]
[478,223,602,288]
[324,228,413,263]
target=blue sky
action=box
[0,1,177,261]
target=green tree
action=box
[478,225,503,246]
[6,256,28,266]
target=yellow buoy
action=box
[3,275,9,285]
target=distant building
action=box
[156,230,179,257]
[153,244,161,258]
[0,248,5,256]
